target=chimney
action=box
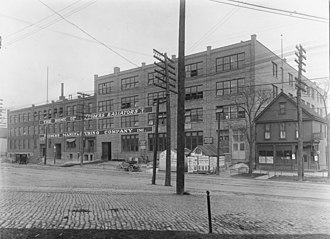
[59,83,65,100]
[114,67,120,74]
[171,55,176,61]
[207,46,212,56]
[141,62,146,70]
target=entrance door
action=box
[303,154,309,170]
[102,142,112,161]
[55,144,61,159]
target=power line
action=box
[224,0,328,21]
[39,0,139,67]
[209,0,328,23]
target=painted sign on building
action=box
[39,107,152,125]
[39,126,153,138]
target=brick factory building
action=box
[7,35,325,166]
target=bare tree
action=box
[235,86,273,174]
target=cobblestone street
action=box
[0,163,330,236]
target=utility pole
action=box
[216,108,223,175]
[177,0,186,195]
[152,98,160,185]
[295,44,306,181]
[77,92,90,166]
[153,49,176,186]
[151,98,166,185]
[44,125,48,165]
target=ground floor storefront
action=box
[256,142,323,171]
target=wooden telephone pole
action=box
[153,49,176,186]
[77,92,90,166]
[176,0,186,195]
[295,44,306,181]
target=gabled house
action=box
[255,92,327,171]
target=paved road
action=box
[0,163,329,235]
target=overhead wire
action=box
[6,40,328,110]
[209,0,328,23]
[39,0,139,67]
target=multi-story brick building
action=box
[7,34,325,165]
[93,34,324,164]
[7,85,97,162]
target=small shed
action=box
[159,149,189,172]
[188,145,225,173]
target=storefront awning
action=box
[66,138,76,143]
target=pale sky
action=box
[0,0,328,110]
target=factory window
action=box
[121,95,139,109]
[121,76,138,90]
[99,118,114,130]
[216,53,245,72]
[185,85,203,101]
[148,133,167,151]
[98,99,113,112]
[98,81,113,95]
[185,131,203,150]
[147,91,166,106]
[185,108,203,123]
[121,134,139,152]
[121,115,138,128]
[272,62,278,78]
[185,62,203,78]
[216,78,244,96]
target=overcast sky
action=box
[0,0,328,110]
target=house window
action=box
[148,112,166,126]
[185,108,203,123]
[98,118,114,129]
[148,133,167,151]
[279,123,286,139]
[98,81,113,95]
[279,102,286,114]
[121,76,138,90]
[264,124,271,139]
[98,99,113,112]
[272,62,278,78]
[121,115,139,128]
[121,134,138,152]
[295,123,299,139]
[216,78,244,96]
[185,62,203,78]
[288,73,294,86]
[185,131,203,150]
[232,129,245,151]
[147,91,166,106]
[121,95,139,109]
[185,85,203,101]
[216,53,245,72]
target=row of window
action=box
[11,79,249,124]
[9,105,246,136]
[9,103,93,123]
[264,123,298,140]
[9,128,246,156]
[273,62,323,104]
[98,52,246,94]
